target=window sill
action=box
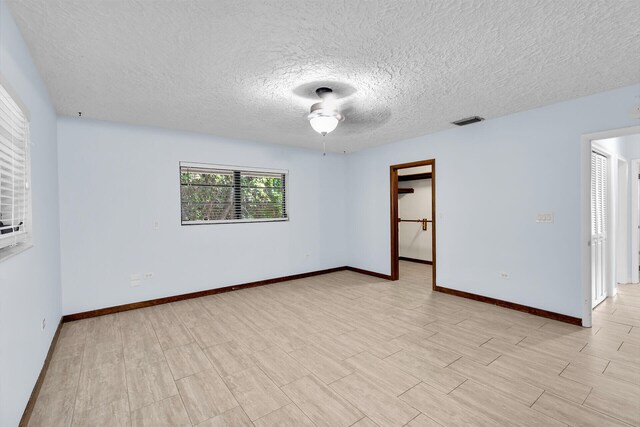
[182,218,289,225]
[0,242,33,263]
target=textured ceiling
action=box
[7,0,640,152]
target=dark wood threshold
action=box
[63,266,391,322]
[434,285,582,326]
[399,256,432,265]
[19,318,63,427]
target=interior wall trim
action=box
[434,285,582,326]
[62,266,391,322]
[19,318,63,427]
[344,266,393,280]
[399,256,433,265]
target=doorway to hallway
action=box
[586,130,640,319]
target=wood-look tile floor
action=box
[30,262,640,426]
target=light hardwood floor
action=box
[29,262,640,426]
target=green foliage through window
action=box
[180,165,287,223]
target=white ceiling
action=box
[7,0,640,152]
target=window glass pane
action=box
[240,173,284,219]
[180,165,287,224]
[180,169,236,221]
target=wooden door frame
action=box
[390,159,436,286]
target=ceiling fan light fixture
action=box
[307,87,344,136]
[308,109,343,136]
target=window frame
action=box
[179,162,289,225]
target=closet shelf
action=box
[398,188,414,194]
[398,172,432,182]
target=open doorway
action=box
[581,127,640,326]
[390,159,436,286]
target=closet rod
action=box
[398,218,431,230]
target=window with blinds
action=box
[180,162,288,224]
[0,81,31,254]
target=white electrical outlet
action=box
[144,272,154,279]
[499,272,510,279]
[536,212,554,223]
[152,221,160,230]
[41,318,46,331]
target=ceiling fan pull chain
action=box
[323,140,326,156]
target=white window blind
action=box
[180,162,288,224]
[0,81,30,251]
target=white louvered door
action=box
[591,150,608,308]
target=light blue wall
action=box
[0,1,62,425]
[347,84,640,318]
[57,118,348,314]
[621,134,640,160]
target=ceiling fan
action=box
[301,84,392,154]
[307,87,344,136]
